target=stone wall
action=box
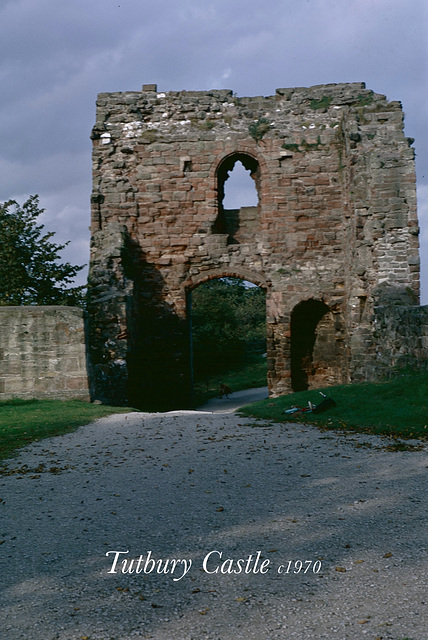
[0,306,89,401]
[88,82,421,409]
[370,303,428,379]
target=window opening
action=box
[222,161,258,209]
[213,154,260,244]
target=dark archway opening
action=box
[188,277,267,406]
[212,154,260,244]
[290,299,330,392]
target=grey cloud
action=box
[0,152,90,196]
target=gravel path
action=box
[197,386,268,413]
[0,408,427,640]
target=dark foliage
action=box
[0,195,85,306]
[191,278,266,377]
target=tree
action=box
[191,278,266,377]
[0,195,85,306]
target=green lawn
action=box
[239,373,428,442]
[2,372,426,462]
[0,399,134,461]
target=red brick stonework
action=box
[87,82,420,409]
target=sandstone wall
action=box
[88,82,420,408]
[0,307,89,401]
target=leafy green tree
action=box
[191,278,266,377]
[0,195,85,306]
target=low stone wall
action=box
[0,306,89,401]
[370,304,428,378]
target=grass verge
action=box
[0,399,135,462]
[192,355,267,407]
[239,373,428,442]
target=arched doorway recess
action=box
[290,299,345,392]
[187,276,267,405]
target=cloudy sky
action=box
[1,0,427,299]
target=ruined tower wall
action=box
[88,82,420,408]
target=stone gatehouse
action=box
[87,82,421,409]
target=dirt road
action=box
[0,408,426,639]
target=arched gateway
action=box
[87,83,420,409]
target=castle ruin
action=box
[87,82,422,409]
